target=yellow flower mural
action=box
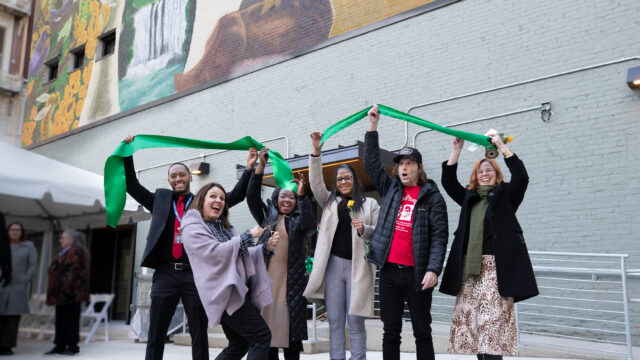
[21,122,37,147]
[22,0,112,146]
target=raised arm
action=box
[364,105,393,195]
[489,134,528,210]
[309,131,331,207]
[504,155,528,211]
[441,138,467,206]
[246,149,270,226]
[123,155,155,211]
[227,148,258,208]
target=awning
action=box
[0,142,149,231]
[236,141,397,192]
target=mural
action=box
[117,0,196,111]
[173,0,437,91]
[22,0,113,147]
[23,0,454,146]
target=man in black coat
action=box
[123,135,259,360]
[364,105,448,360]
[0,212,11,288]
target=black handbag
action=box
[257,217,280,245]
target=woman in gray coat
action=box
[0,221,38,355]
[303,131,379,360]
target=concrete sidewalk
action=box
[8,337,576,360]
[173,319,637,360]
[8,321,583,359]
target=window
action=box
[69,45,85,71]
[98,30,116,59]
[45,57,59,82]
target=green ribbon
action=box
[320,104,493,148]
[104,135,296,228]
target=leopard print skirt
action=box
[448,255,518,356]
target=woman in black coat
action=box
[439,134,538,360]
[246,149,316,360]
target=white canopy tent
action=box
[0,141,149,292]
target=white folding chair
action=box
[80,293,115,343]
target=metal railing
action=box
[308,251,639,359]
[516,251,637,360]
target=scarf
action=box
[464,185,495,276]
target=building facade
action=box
[0,0,30,145]
[24,0,640,344]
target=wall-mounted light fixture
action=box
[189,161,209,175]
[627,66,640,89]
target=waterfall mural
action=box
[118,0,195,112]
[125,0,188,79]
[23,0,457,146]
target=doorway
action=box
[88,226,135,321]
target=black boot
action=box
[477,354,503,360]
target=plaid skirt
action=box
[448,255,519,356]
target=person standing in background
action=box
[0,220,38,356]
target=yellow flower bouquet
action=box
[347,200,370,255]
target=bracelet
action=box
[502,149,513,158]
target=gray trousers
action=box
[324,255,366,360]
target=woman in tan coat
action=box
[247,150,316,360]
[303,131,379,360]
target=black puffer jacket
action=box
[246,172,316,342]
[364,131,449,291]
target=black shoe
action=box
[57,349,79,356]
[44,347,64,355]
[0,348,14,355]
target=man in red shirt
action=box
[364,105,449,360]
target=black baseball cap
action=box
[393,147,422,165]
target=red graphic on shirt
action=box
[388,186,420,266]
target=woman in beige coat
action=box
[303,131,379,360]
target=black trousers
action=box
[0,315,21,348]
[268,341,302,360]
[146,268,209,360]
[54,303,81,351]
[477,355,503,360]
[379,265,435,360]
[217,295,271,360]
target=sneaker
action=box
[57,349,79,356]
[44,347,64,355]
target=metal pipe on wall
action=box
[411,102,551,148]
[401,56,640,149]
